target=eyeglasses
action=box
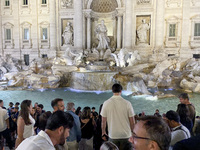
[132,134,152,140]
[132,133,162,150]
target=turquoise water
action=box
[0,88,200,116]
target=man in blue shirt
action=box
[66,102,81,150]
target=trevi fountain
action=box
[0,0,200,114]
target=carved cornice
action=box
[59,11,74,16]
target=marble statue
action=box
[137,19,150,44]
[111,48,127,67]
[95,20,110,50]
[126,50,141,66]
[62,22,73,45]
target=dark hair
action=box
[9,102,14,106]
[179,93,189,100]
[0,100,3,104]
[112,83,123,93]
[38,104,44,109]
[92,107,95,109]
[138,116,171,150]
[46,111,74,130]
[99,104,103,115]
[166,110,180,123]
[100,141,119,150]
[176,104,191,123]
[75,106,81,116]
[15,102,20,105]
[81,106,91,119]
[51,98,63,108]
[39,111,52,131]
[122,141,133,150]
[20,100,32,125]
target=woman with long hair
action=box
[15,100,35,148]
[75,106,82,117]
[79,106,96,150]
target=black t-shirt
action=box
[80,118,94,139]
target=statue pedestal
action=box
[70,71,118,91]
[60,45,73,51]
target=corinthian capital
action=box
[116,8,125,17]
[84,9,92,18]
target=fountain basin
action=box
[86,61,110,71]
[70,71,118,91]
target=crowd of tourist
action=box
[0,83,200,150]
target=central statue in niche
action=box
[95,20,110,50]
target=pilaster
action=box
[74,0,83,49]
[180,0,191,58]
[116,8,124,50]
[49,0,56,51]
[155,0,165,48]
[124,0,133,49]
[181,0,190,49]
[0,2,2,56]
[85,10,92,50]
[13,0,21,59]
[32,0,39,53]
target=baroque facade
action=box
[0,0,200,65]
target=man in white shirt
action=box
[0,100,13,150]
[165,110,191,150]
[101,83,135,150]
[16,110,74,150]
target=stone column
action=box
[181,0,190,48]
[113,17,117,49]
[0,3,3,56]
[124,0,133,49]
[32,0,39,51]
[13,0,21,59]
[117,14,122,49]
[155,0,165,48]
[49,0,56,50]
[74,0,83,49]
[85,10,92,50]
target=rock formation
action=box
[0,49,200,95]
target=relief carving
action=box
[61,0,73,8]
